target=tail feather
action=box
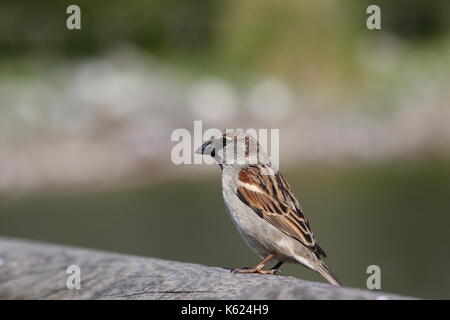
[293,255,342,287]
[315,263,342,287]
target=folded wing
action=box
[236,164,326,258]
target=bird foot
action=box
[231,267,278,275]
[270,268,281,274]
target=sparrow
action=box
[196,130,342,286]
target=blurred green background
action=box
[1,0,450,299]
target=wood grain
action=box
[0,237,413,300]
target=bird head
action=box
[195,130,271,167]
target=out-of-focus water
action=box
[0,161,449,299]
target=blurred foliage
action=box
[380,0,450,40]
[1,0,449,97]
[1,1,449,61]
[0,0,219,57]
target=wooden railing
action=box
[0,237,412,300]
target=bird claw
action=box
[231,268,279,275]
[268,268,281,275]
[230,267,250,273]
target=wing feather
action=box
[236,165,326,258]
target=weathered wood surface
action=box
[0,237,412,300]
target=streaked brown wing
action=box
[236,165,326,258]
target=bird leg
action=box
[232,253,278,275]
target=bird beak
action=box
[195,141,211,155]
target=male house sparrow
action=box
[196,130,342,286]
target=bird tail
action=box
[315,263,342,287]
